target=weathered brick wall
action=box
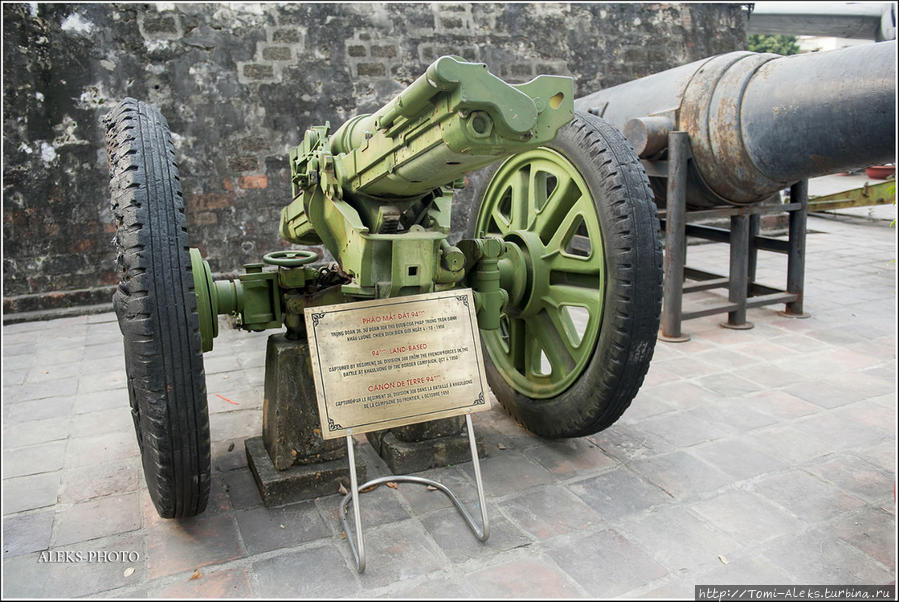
[2,3,747,314]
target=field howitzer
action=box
[193,56,575,342]
[106,57,668,518]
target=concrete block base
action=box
[262,334,346,471]
[366,429,486,475]
[246,436,366,506]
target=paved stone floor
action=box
[2,213,895,598]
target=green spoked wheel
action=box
[476,147,605,399]
[469,111,662,438]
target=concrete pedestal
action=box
[246,436,364,506]
[262,334,346,469]
[366,416,486,474]
[247,334,365,505]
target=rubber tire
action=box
[466,111,662,438]
[104,98,211,518]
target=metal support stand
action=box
[748,213,760,285]
[340,413,489,574]
[721,214,753,329]
[780,180,810,318]
[653,131,810,340]
[659,131,691,342]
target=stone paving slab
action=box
[1,214,896,597]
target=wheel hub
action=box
[499,230,549,319]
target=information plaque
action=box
[304,289,491,439]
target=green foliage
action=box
[747,34,800,56]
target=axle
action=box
[190,241,513,352]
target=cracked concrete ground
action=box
[2,213,895,597]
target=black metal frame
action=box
[653,132,809,342]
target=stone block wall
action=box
[2,3,746,315]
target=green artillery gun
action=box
[104,57,661,518]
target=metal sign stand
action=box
[339,413,489,573]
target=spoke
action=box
[545,304,583,352]
[534,174,580,243]
[529,310,577,375]
[528,169,554,227]
[544,194,594,251]
[498,314,510,353]
[544,284,603,311]
[522,329,538,377]
[490,205,511,235]
[547,252,602,276]
[507,317,527,374]
[509,169,530,229]
[524,325,544,377]
[544,206,582,253]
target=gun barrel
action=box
[327,56,574,201]
[282,58,574,246]
[739,42,894,183]
[575,41,896,205]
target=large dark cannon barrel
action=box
[574,41,896,207]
